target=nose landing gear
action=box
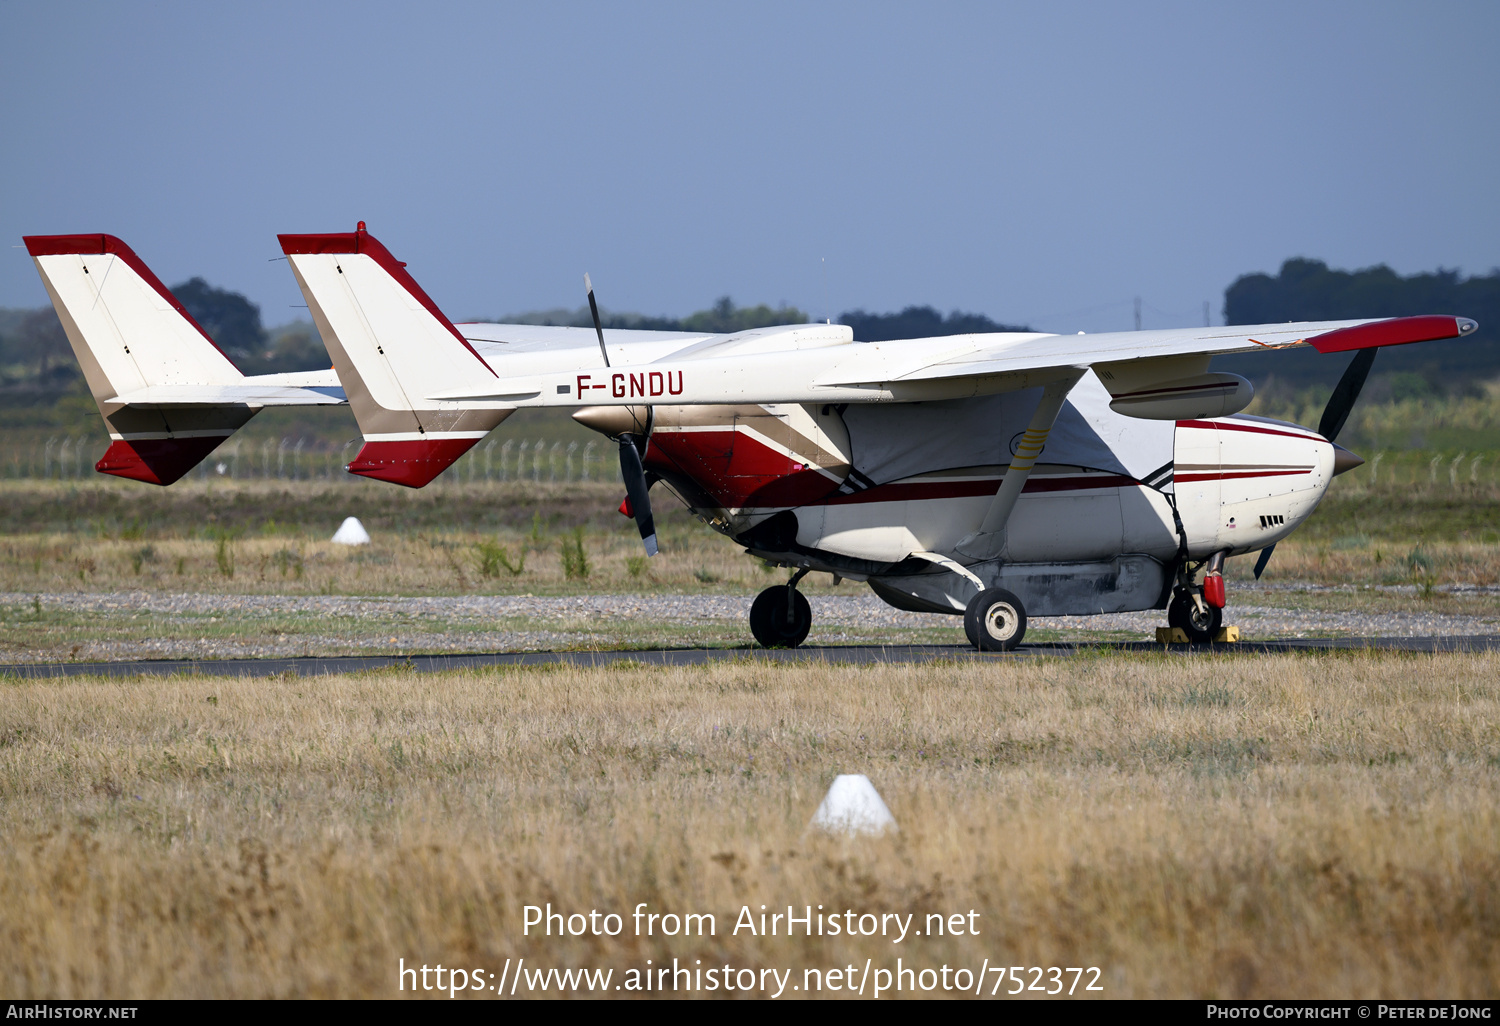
[1167,550,1227,643]
[750,568,812,648]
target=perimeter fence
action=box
[3,437,625,484]
[4,437,1498,492]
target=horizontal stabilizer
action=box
[108,383,346,406]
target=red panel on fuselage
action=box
[644,426,1137,511]
[644,430,842,508]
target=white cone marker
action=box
[331,517,371,545]
[809,774,897,836]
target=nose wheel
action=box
[1167,588,1223,643]
[750,569,812,648]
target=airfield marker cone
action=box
[331,517,371,545]
[809,774,897,836]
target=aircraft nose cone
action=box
[1331,443,1365,476]
[572,405,650,438]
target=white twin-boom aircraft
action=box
[24,226,1481,649]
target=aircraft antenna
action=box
[822,256,829,325]
[584,273,609,367]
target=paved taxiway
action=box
[4,635,1498,679]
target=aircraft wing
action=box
[429,314,1477,407]
[826,315,1476,387]
[278,223,1475,416]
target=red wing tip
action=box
[1308,314,1472,354]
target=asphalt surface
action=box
[4,635,1499,679]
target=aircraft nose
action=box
[1331,443,1365,476]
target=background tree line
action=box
[1217,258,1499,399]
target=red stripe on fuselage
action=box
[1177,419,1321,441]
[646,424,1142,508]
[1174,469,1309,483]
[819,473,1139,506]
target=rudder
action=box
[279,223,509,488]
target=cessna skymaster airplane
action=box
[26,227,1481,651]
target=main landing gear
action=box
[1167,550,1227,643]
[964,587,1028,652]
[750,568,812,648]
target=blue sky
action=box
[3,1,1497,333]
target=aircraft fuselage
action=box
[579,380,1338,618]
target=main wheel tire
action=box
[1167,590,1223,643]
[749,586,812,648]
[964,588,1027,651]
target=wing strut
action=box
[954,370,1084,561]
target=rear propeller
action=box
[1254,347,1378,579]
[585,273,658,556]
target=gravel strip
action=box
[3,588,1497,664]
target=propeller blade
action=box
[1253,543,1276,580]
[618,436,657,556]
[584,272,610,368]
[1317,347,1378,442]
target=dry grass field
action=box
[1,470,1496,600]
[2,651,1497,999]
[0,480,771,598]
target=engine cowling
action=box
[1174,416,1335,559]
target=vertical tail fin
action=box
[23,234,255,484]
[278,223,509,487]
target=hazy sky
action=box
[3,1,1497,333]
